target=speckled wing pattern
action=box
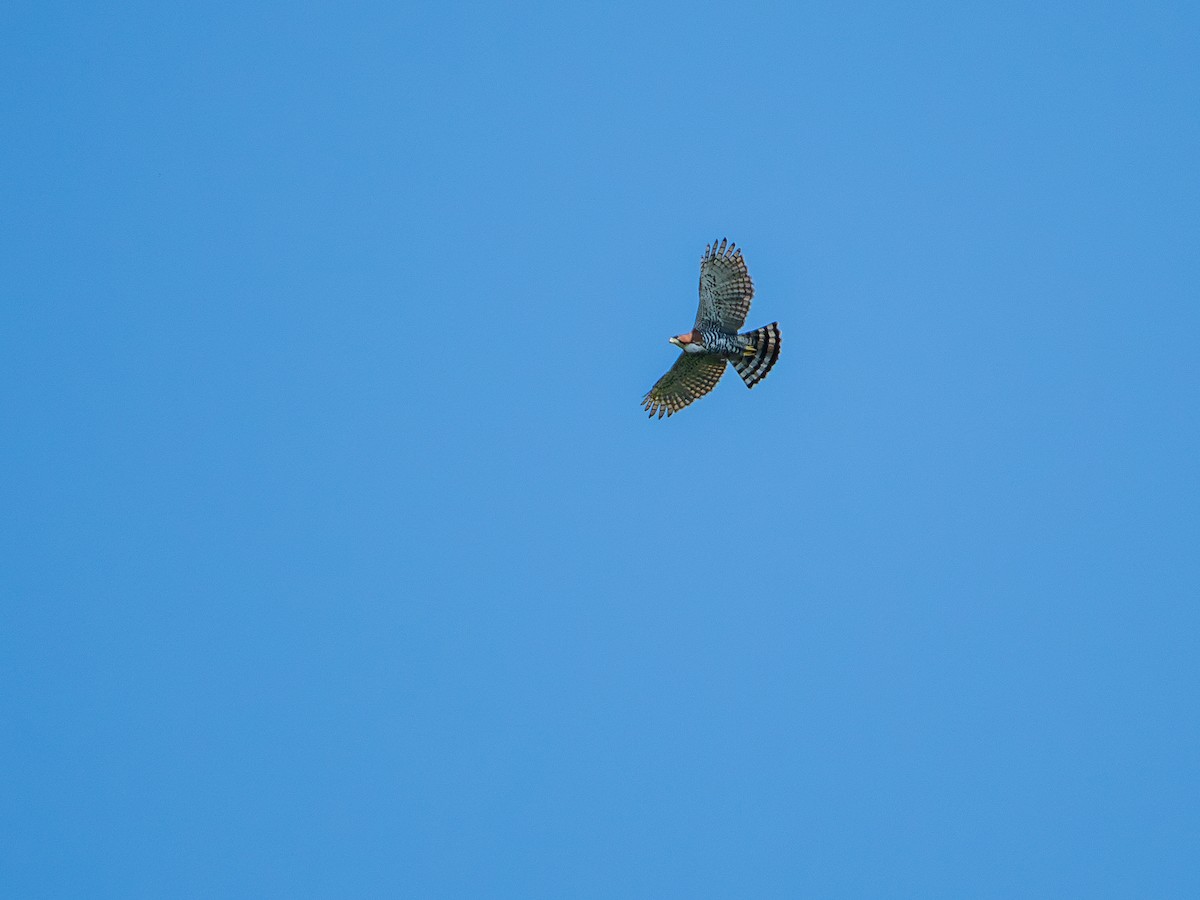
[641,353,727,419]
[694,238,754,333]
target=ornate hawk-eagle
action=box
[641,239,781,418]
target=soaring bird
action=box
[641,239,781,418]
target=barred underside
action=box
[731,322,782,388]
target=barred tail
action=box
[731,322,781,388]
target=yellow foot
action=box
[742,345,757,357]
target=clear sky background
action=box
[3,1,1198,896]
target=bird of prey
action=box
[641,239,781,418]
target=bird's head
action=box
[669,331,702,351]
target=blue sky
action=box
[3,1,1198,895]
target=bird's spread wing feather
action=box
[694,238,754,333]
[641,353,727,418]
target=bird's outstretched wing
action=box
[694,238,754,333]
[641,353,727,418]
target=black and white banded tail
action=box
[732,322,782,388]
